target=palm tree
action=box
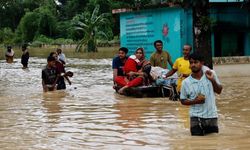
[73,5,111,52]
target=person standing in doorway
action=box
[150,40,173,69]
[180,52,223,136]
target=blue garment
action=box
[180,69,221,118]
[112,56,127,76]
[156,78,177,86]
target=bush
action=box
[52,38,74,45]
[0,27,15,45]
[32,35,75,47]
[33,35,53,44]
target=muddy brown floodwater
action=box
[0,58,250,149]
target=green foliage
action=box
[73,5,112,52]
[86,0,111,14]
[0,28,15,45]
[34,35,53,44]
[32,35,75,47]
[1,0,118,46]
[55,21,83,40]
[15,5,57,43]
[0,0,24,30]
[35,6,57,37]
[53,38,74,45]
[17,11,40,42]
[22,0,42,12]
[110,0,134,9]
[0,0,56,30]
[59,0,89,20]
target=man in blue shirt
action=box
[112,47,128,84]
[180,52,223,136]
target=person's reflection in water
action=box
[113,98,149,128]
[177,103,190,129]
[42,91,68,123]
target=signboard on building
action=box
[120,8,186,61]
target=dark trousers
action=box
[190,117,219,136]
[57,76,66,90]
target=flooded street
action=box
[0,58,250,149]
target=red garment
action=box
[127,77,143,87]
[115,57,143,88]
[115,76,127,87]
[55,61,65,74]
[123,58,137,74]
[115,76,143,88]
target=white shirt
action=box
[58,53,66,63]
[180,67,221,118]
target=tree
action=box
[36,6,57,37]
[0,0,24,30]
[73,5,111,52]
[60,0,89,20]
[171,0,213,68]
[15,5,57,43]
[17,11,40,42]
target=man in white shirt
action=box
[180,52,223,136]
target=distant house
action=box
[116,0,250,61]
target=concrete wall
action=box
[120,7,186,62]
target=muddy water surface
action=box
[0,58,250,149]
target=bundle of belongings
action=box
[150,67,179,101]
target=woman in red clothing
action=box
[116,47,150,94]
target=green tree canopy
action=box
[73,5,111,52]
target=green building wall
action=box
[210,7,250,57]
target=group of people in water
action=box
[42,48,73,92]
[112,40,189,94]
[4,45,72,92]
[112,40,223,136]
[4,41,223,136]
[5,45,30,69]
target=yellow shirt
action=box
[173,57,191,92]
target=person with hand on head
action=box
[164,44,192,93]
[150,40,173,69]
[180,51,223,136]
